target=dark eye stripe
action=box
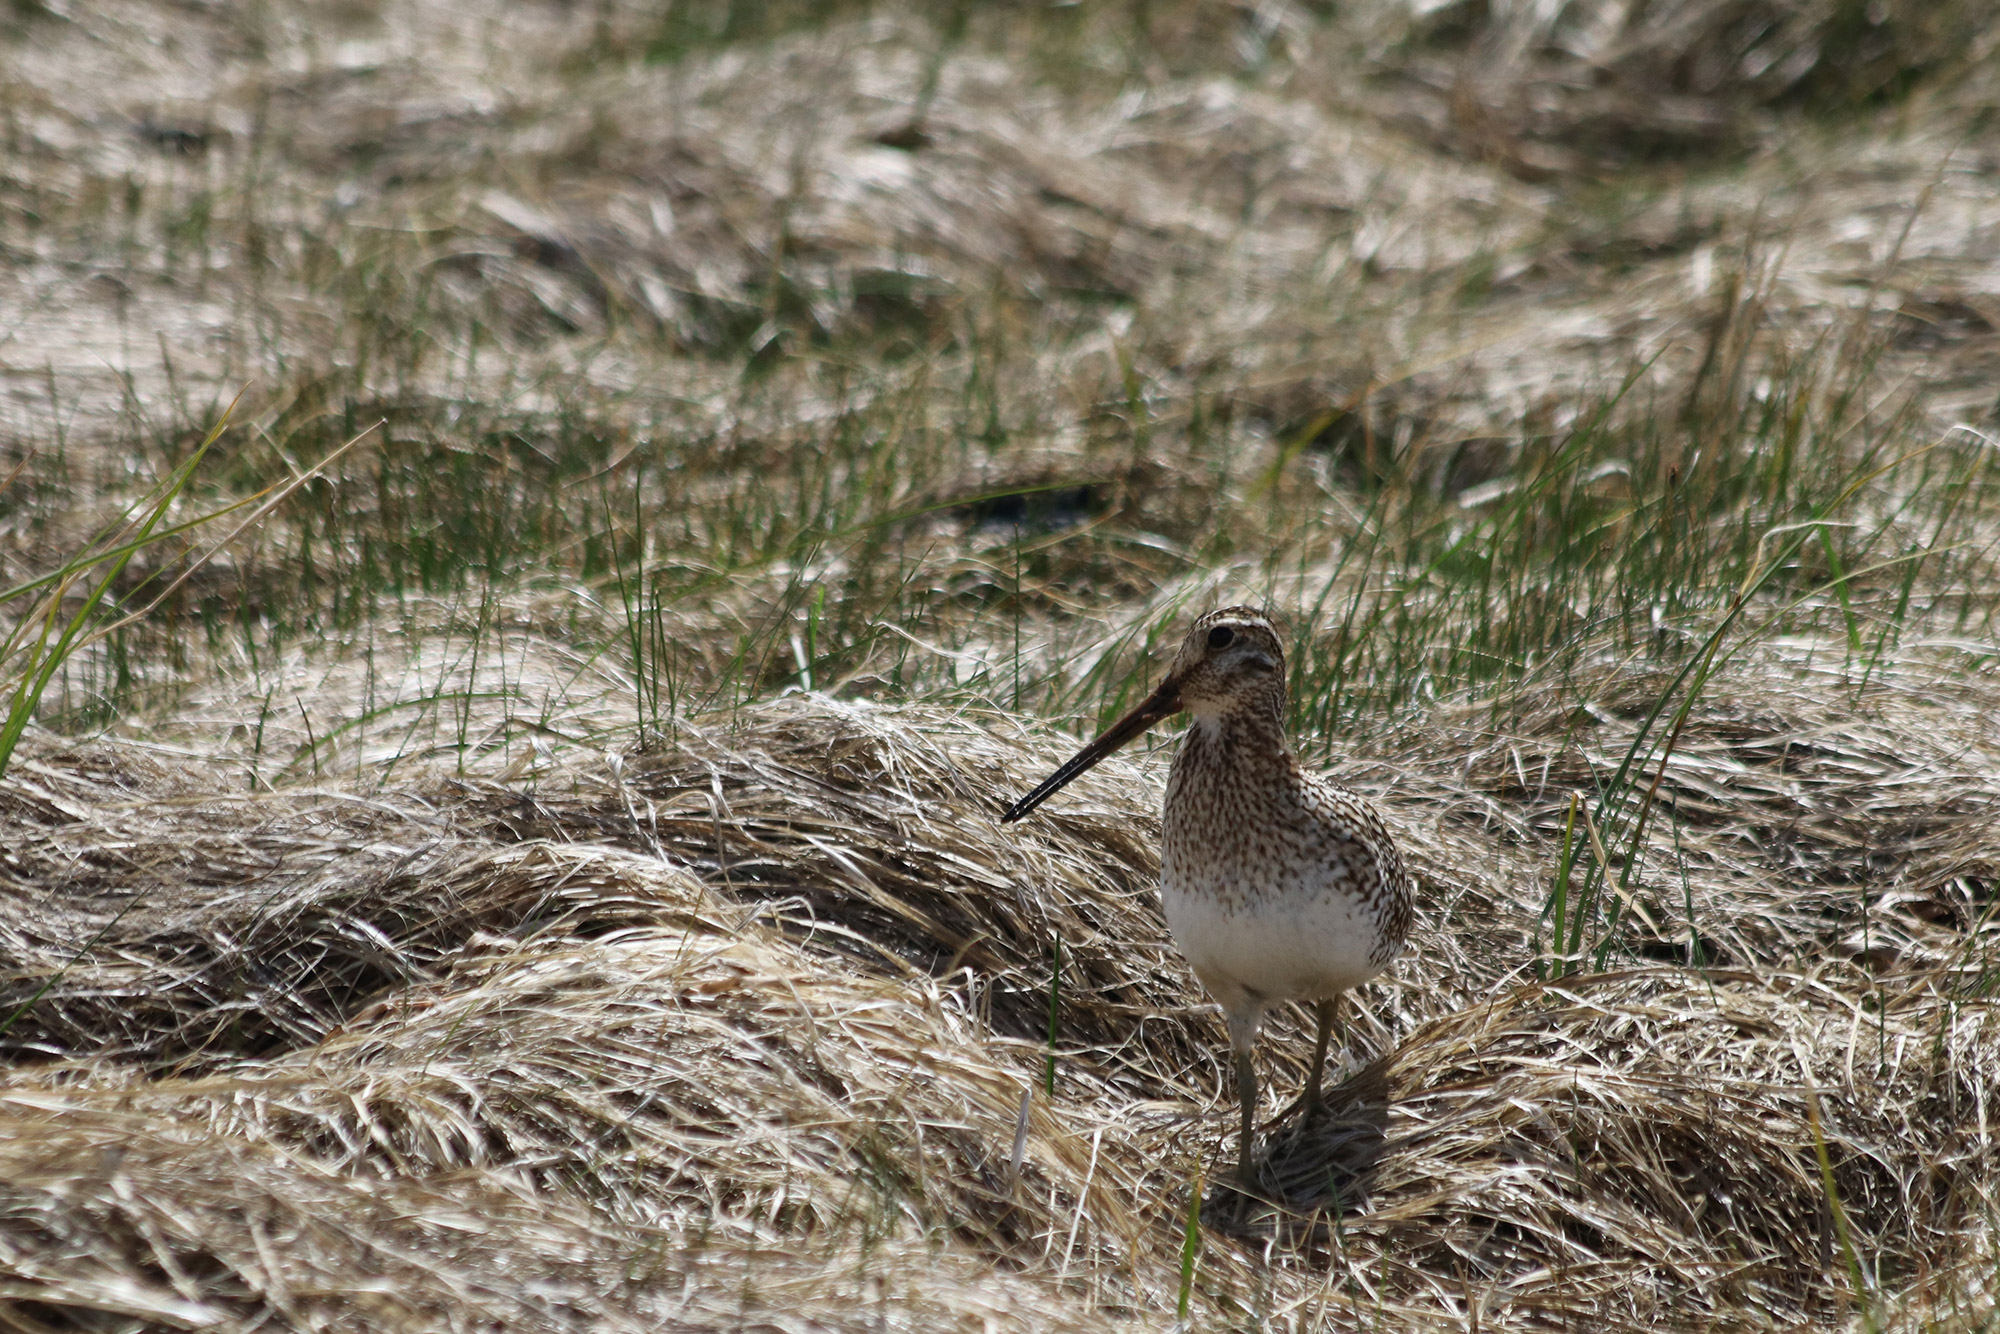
[1207,626,1235,648]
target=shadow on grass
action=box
[1206,1054,1393,1243]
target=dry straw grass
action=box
[3,680,1997,1329]
[5,0,2000,1329]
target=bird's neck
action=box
[1180,689,1291,762]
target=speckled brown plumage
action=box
[1003,606,1413,1188]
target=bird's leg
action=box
[1305,997,1337,1116]
[1235,1046,1258,1188]
[1228,1010,1261,1189]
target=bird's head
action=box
[1000,605,1286,823]
[1163,607,1286,718]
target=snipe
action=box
[1003,607,1412,1187]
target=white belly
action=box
[1161,877,1388,1017]
[1155,712,1405,1021]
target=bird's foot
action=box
[1281,1083,1331,1123]
[1204,1162,1287,1230]
[1211,1163,1268,1213]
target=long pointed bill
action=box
[1001,677,1183,823]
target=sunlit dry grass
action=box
[3,0,2000,1329]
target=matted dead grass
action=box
[3,677,1996,1330]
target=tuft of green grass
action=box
[1177,1168,1202,1323]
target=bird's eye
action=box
[1207,626,1235,649]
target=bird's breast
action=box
[1158,740,1397,1007]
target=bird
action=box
[1001,606,1412,1188]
